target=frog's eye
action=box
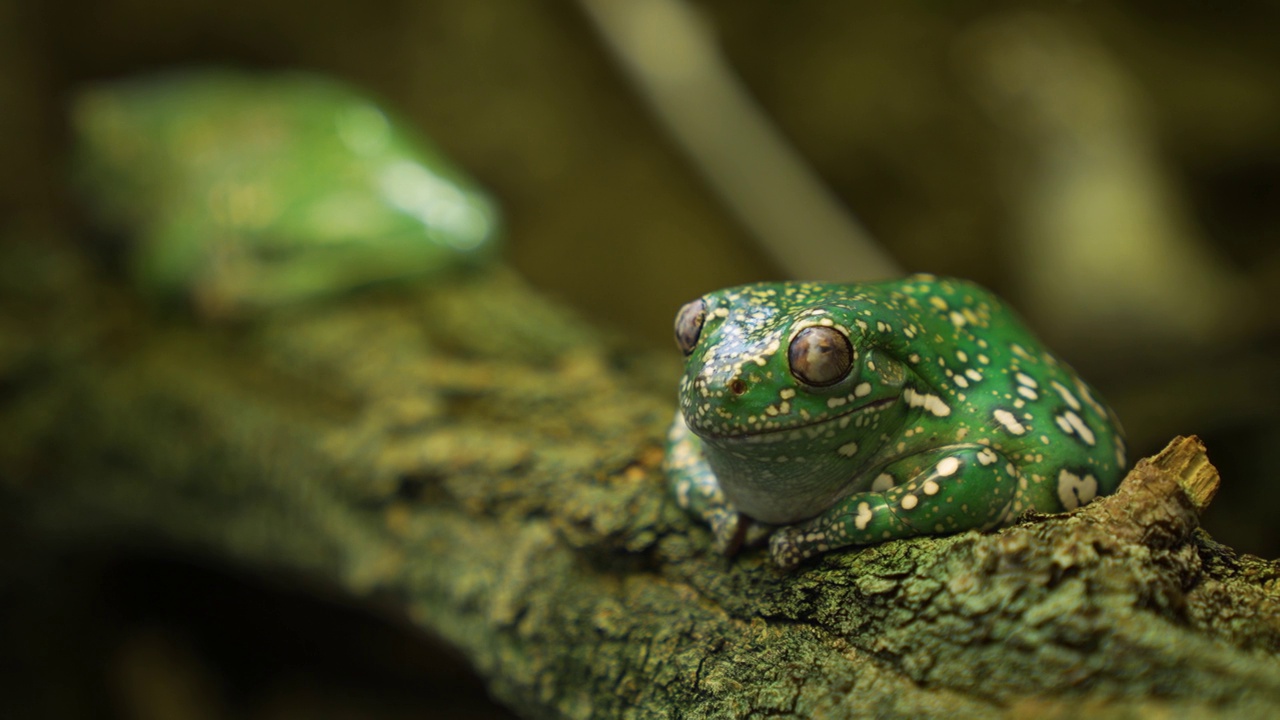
[674,299,708,356]
[789,326,854,387]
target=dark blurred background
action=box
[2,1,1278,717]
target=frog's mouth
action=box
[689,396,898,443]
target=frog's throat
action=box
[687,396,896,442]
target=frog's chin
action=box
[688,396,897,443]
[707,444,877,525]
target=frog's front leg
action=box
[769,444,1020,569]
[664,412,758,555]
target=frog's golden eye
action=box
[674,299,708,356]
[789,326,853,386]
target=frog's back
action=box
[873,275,1127,515]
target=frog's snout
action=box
[694,367,750,400]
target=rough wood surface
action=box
[3,240,1280,718]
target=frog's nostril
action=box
[729,378,747,396]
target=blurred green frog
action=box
[73,68,500,317]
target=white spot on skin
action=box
[1057,469,1098,510]
[950,311,967,328]
[993,409,1026,435]
[977,448,998,466]
[956,350,968,363]
[901,494,919,510]
[1062,411,1096,446]
[780,388,796,400]
[871,473,896,491]
[936,457,961,476]
[1017,386,1038,401]
[904,388,951,417]
[965,368,983,383]
[854,382,872,397]
[954,374,970,389]
[930,296,948,311]
[1076,379,1107,416]
[923,480,941,495]
[1016,372,1038,388]
[1051,380,1081,411]
[855,502,873,530]
[828,397,848,409]
[838,441,859,457]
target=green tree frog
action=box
[73,69,499,317]
[665,275,1126,569]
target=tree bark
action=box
[3,240,1279,719]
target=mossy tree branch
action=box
[2,242,1279,718]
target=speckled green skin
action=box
[665,274,1126,569]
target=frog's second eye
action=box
[789,326,854,386]
[674,299,708,356]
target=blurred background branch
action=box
[577,0,899,281]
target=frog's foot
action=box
[666,411,748,555]
[769,444,1020,569]
[707,509,749,555]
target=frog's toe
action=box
[708,510,747,556]
[768,528,807,570]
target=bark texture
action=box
[3,240,1279,718]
